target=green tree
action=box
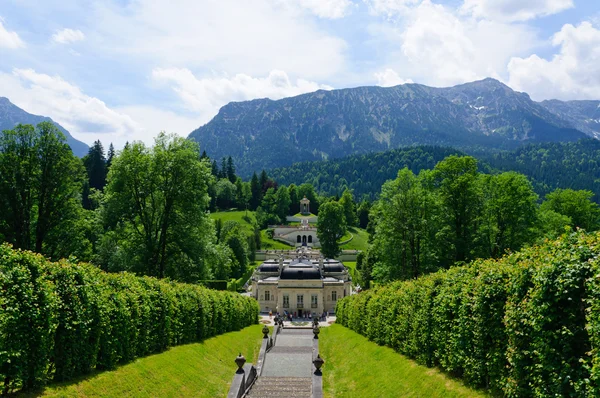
[215,178,237,209]
[275,185,292,220]
[240,181,252,214]
[83,140,107,191]
[479,172,538,257]
[250,172,262,210]
[220,220,249,278]
[356,198,371,229]
[0,122,88,259]
[298,183,319,214]
[226,156,236,183]
[256,187,280,228]
[106,142,115,169]
[339,189,358,227]
[103,133,214,280]
[536,208,571,240]
[289,183,299,214]
[433,156,482,263]
[259,169,269,193]
[317,201,346,259]
[371,168,439,281]
[540,188,600,231]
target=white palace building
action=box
[251,253,352,316]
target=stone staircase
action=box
[228,325,322,398]
[245,377,312,398]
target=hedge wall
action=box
[0,244,259,394]
[336,231,600,397]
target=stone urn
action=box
[262,324,270,339]
[313,324,320,339]
[313,354,324,374]
[235,353,246,373]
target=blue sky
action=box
[0,0,599,149]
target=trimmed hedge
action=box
[0,244,259,394]
[336,231,600,397]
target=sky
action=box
[0,0,599,149]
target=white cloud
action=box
[93,0,347,80]
[0,68,140,146]
[295,0,354,19]
[461,0,573,22]
[152,68,333,123]
[393,1,537,86]
[374,68,413,86]
[78,105,201,150]
[364,0,422,17]
[51,28,85,44]
[0,19,25,48]
[508,22,600,100]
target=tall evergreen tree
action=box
[289,183,299,214]
[220,157,228,179]
[259,169,269,193]
[83,140,107,191]
[106,142,115,169]
[250,172,262,210]
[226,156,236,183]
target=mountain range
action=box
[0,97,89,157]
[188,78,599,176]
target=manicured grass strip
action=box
[27,325,264,398]
[340,227,369,251]
[319,325,487,398]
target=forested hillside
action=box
[269,139,600,201]
[188,78,588,176]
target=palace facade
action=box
[251,255,352,316]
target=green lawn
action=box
[210,210,256,235]
[320,324,488,398]
[210,210,292,249]
[24,325,264,398]
[342,261,357,280]
[339,227,369,251]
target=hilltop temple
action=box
[271,196,320,247]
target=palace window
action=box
[311,294,318,308]
[332,291,337,302]
[265,290,270,301]
[297,294,304,309]
[283,295,289,308]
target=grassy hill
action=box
[339,227,369,251]
[320,325,486,398]
[209,210,292,249]
[23,325,264,397]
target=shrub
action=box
[336,231,600,397]
[0,244,259,394]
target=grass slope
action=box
[320,325,487,398]
[26,325,264,398]
[209,210,292,249]
[339,227,369,251]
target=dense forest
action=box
[3,122,600,290]
[269,139,600,202]
[0,122,336,285]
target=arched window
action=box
[308,235,313,243]
[302,235,307,245]
[297,235,301,243]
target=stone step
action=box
[246,377,311,398]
